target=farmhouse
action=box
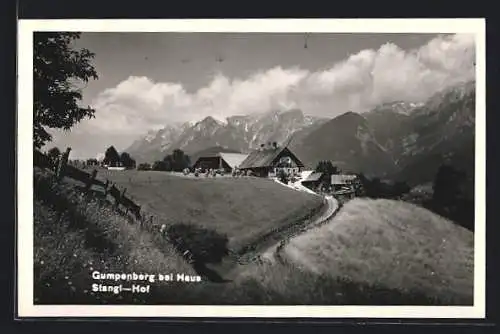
[192,152,249,173]
[300,171,361,195]
[238,143,305,178]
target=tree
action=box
[47,147,61,167]
[315,160,340,175]
[163,149,191,172]
[173,148,191,171]
[277,169,288,184]
[137,163,151,171]
[433,164,466,206]
[34,32,98,149]
[120,152,136,169]
[432,164,474,231]
[152,160,168,171]
[393,181,411,196]
[103,146,120,167]
[163,155,174,171]
[314,160,340,189]
[86,158,98,166]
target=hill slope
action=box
[96,170,323,252]
[283,198,474,305]
[393,80,475,188]
[292,112,397,176]
[33,167,197,304]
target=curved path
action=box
[261,195,339,264]
[194,176,340,282]
[199,194,339,282]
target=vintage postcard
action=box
[17,18,486,318]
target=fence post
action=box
[140,212,145,228]
[56,147,71,180]
[85,169,98,193]
[114,187,126,209]
[112,185,118,207]
[104,179,110,196]
[136,206,141,220]
[52,155,60,172]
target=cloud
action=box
[86,76,191,135]
[51,33,475,158]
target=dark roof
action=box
[239,146,304,169]
[192,156,220,166]
[239,148,280,169]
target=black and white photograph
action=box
[18,19,485,318]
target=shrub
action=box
[277,169,288,184]
[358,175,410,199]
[428,164,474,231]
[152,160,167,171]
[137,163,151,171]
[167,223,229,264]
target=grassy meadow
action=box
[90,169,323,252]
[282,198,474,305]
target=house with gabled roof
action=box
[192,152,249,173]
[238,143,305,178]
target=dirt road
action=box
[200,195,338,282]
[261,195,339,265]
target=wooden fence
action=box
[34,148,148,223]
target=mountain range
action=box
[126,80,475,188]
[126,109,328,163]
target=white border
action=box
[17,19,486,319]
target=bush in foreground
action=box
[167,223,229,263]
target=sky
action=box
[46,32,476,159]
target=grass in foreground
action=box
[34,167,201,304]
[223,261,453,305]
[282,198,474,305]
[91,169,323,252]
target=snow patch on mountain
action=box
[125,109,327,162]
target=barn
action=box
[238,144,305,178]
[330,174,360,197]
[192,152,249,173]
[301,172,325,191]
